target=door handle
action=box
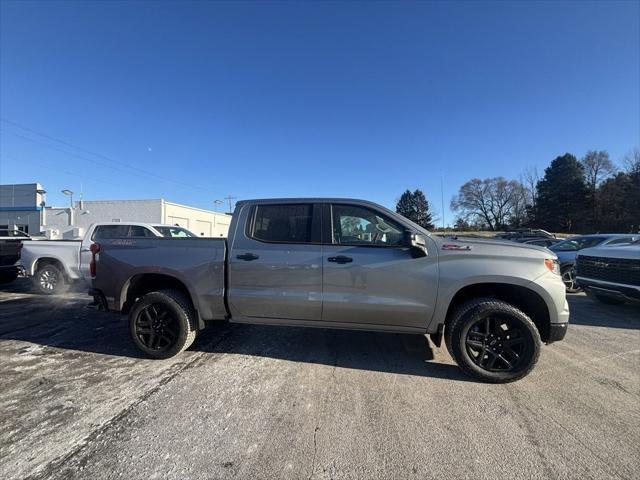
[327,255,353,264]
[236,252,259,261]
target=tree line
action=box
[450,149,639,233]
[395,148,639,233]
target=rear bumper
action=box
[0,265,24,277]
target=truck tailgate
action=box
[94,237,227,321]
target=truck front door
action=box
[321,203,438,329]
[228,203,323,321]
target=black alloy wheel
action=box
[128,289,197,359]
[464,315,528,372]
[134,303,180,353]
[445,298,541,383]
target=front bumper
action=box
[548,322,568,343]
[577,277,640,303]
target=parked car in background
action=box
[576,241,640,305]
[497,229,555,241]
[0,228,31,241]
[0,230,27,284]
[516,237,562,248]
[90,197,569,383]
[19,222,197,294]
[151,225,197,238]
[550,234,639,293]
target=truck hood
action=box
[432,235,553,260]
[578,243,640,260]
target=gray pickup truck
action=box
[90,198,569,382]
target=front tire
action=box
[445,298,541,383]
[33,264,66,295]
[129,289,197,359]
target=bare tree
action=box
[623,147,640,175]
[451,177,526,231]
[522,166,540,207]
[581,150,616,190]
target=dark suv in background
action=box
[0,229,29,285]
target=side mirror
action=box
[404,231,428,257]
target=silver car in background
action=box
[550,234,639,292]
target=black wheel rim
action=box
[134,304,179,352]
[465,315,528,372]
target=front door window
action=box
[332,204,404,247]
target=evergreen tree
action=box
[535,154,589,232]
[396,189,435,229]
[596,173,631,232]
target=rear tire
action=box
[445,298,541,383]
[33,264,66,295]
[129,289,197,359]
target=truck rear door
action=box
[227,202,323,321]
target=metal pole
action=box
[441,175,445,231]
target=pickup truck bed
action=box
[94,237,227,322]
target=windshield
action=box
[154,226,197,238]
[551,237,604,252]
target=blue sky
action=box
[1,0,638,224]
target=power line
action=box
[0,117,218,194]
[0,153,125,189]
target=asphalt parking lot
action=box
[0,280,638,480]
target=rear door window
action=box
[250,204,315,243]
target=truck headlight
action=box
[544,258,560,275]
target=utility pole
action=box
[441,175,445,231]
[224,195,237,215]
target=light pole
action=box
[213,199,223,212]
[37,188,47,231]
[62,189,74,226]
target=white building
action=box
[0,183,231,239]
[0,183,46,234]
[45,199,231,239]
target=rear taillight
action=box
[17,242,23,259]
[90,243,100,277]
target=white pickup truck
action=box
[19,223,196,294]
